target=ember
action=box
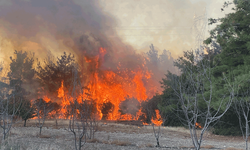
[195,122,203,129]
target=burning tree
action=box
[33,46,161,124]
[166,49,234,150]
[36,52,76,95]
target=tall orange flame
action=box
[151,110,163,126]
[37,47,157,121]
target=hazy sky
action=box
[99,0,234,57]
[0,0,234,64]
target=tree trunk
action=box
[55,119,58,129]
[156,138,160,147]
[246,140,248,150]
[79,137,82,150]
[39,127,42,135]
[3,131,6,140]
[24,119,27,127]
[246,121,249,150]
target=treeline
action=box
[0,51,70,138]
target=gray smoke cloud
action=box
[0,0,152,72]
[0,0,115,56]
[0,0,179,98]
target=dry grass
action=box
[110,140,132,146]
[223,148,244,150]
[8,120,246,150]
[87,138,101,143]
[38,134,51,138]
[201,145,215,149]
[102,140,110,144]
[145,143,154,148]
[180,145,215,149]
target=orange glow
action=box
[35,47,158,122]
[195,122,203,129]
[58,81,64,98]
[151,109,163,126]
[43,96,51,103]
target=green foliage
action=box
[212,106,241,136]
[157,86,183,126]
[205,0,250,68]
[212,65,228,77]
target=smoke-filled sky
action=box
[99,0,234,57]
[0,0,233,65]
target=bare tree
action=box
[168,50,234,150]
[33,98,54,135]
[68,66,98,150]
[145,101,165,147]
[0,89,23,140]
[234,86,250,150]
[144,95,166,147]
[152,123,161,147]
[0,63,23,140]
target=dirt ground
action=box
[0,119,246,150]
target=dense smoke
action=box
[0,0,176,88]
[0,0,114,59]
[0,0,179,120]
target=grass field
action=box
[0,119,246,150]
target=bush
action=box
[212,126,241,136]
[212,106,241,136]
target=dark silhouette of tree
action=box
[36,52,77,95]
[18,99,35,127]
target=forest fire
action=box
[38,47,159,121]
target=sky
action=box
[99,0,234,57]
[0,0,234,64]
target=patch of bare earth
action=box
[0,119,246,150]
